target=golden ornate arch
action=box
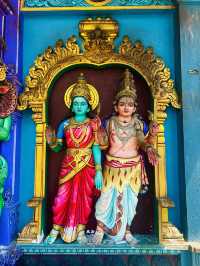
[17,17,183,244]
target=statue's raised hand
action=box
[46,126,56,145]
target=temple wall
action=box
[179,1,200,242]
[19,9,183,233]
[2,1,200,265]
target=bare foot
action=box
[90,231,104,245]
[125,231,138,246]
[77,231,88,245]
[44,229,59,244]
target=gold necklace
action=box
[69,125,88,147]
[69,117,89,128]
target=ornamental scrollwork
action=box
[18,19,180,112]
[18,36,80,110]
[119,36,180,108]
[24,0,175,8]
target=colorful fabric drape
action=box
[52,119,98,243]
[96,154,147,243]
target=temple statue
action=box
[92,69,159,245]
[45,73,103,244]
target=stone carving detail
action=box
[24,0,174,7]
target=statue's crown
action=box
[64,73,99,110]
[71,73,91,102]
[115,69,137,102]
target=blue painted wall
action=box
[19,9,182,232]
[179,3,200,241]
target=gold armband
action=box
[95,164,102,171]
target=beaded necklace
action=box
[112,116,140,144]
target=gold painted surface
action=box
[0,63,6,81]
[17,18,182,244]
[161,222,184,243]
[85,0,112,6]
[79,18,118,63]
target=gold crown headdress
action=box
[114,69,137,103]
[64,73,99,110]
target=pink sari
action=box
[52,119,97,243]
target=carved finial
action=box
[79,18,118,63]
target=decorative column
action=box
[18,103,47,243]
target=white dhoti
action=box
[95,154,148,242]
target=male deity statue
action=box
[45,73,103,244]
[92,69,159,245]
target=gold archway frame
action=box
[17,17,184,245]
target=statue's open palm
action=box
[46,126,56,145]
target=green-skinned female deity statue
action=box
[92,69,159,245]
[45,73,103,244]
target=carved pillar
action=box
[155,99,184,243]
[18,103,47,243]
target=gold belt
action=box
[106,154,140,164]
[66,148,92,157]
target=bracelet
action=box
[49,141,57,148]
[95,164,102,171]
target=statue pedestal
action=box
[16,240,189,266]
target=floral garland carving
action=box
[119,36,180,109]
